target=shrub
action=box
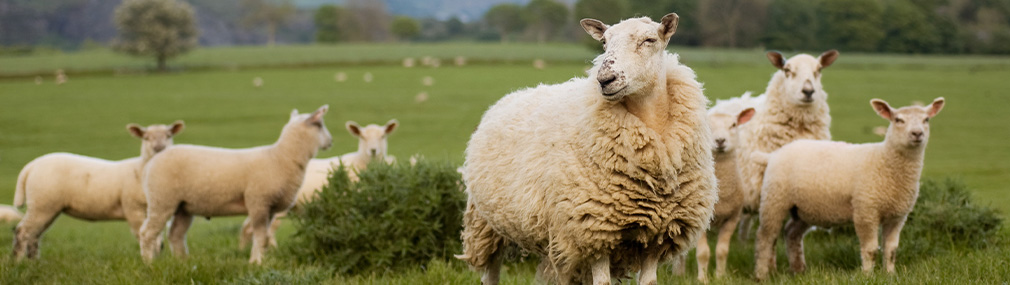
[284,159,466,275]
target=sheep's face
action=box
[871,98,945,149]
[767,50,838,106]
[708,108,755,155]
[347,119,398,160]
[581,13,679,101]
[129,120,184,159]
[288,105,333,151]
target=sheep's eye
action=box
[644,38,657,44]
[895,118,904,124]
[924,118,930,123]
[731,123,737,128]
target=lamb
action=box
[673,93,759,282]
[459,13,717,285]
[0,205,22,223]
[12,121,184,260]
[753,98,946,280]
[237,119,399,249]
[735,50,839,239]
[138,106,331,264]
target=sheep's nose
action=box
[598,74,617,89]
[153,145,165,152]
[911,131,923,138]
[370,149,377,156]
[715,138,725,146]
[802,88,814,98]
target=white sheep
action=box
[673,92,759,282]
[459,14,717,285]
[735,50,839,239]
[237,119,399,249]
[0,205,23,223]
[138,106,331,264]
[12,121,184,260]
[753,98,946,280]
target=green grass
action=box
[0,44,1007,283]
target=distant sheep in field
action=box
[253,77,263,87]
[533,58,546,69]
[673,92,760,282]
[54,69,67,85]
[422,76,435,86]
[455,56,467,66]
[12,121,184,260]
[0,205,22,223]
[335,72,347,82]
[139,106,331,264]
[735,50,839,239]
[34,76,42,85]
[403,57,416,68]
[459,13,717,285]
[238,119,398,249]
[363,72,374,83]
[753,98,946,280]
[415,92,429,104]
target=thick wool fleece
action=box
[460,53,716,283]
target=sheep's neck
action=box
[271,131,318,170]
[622,76,670,131]
[876,143,926,195]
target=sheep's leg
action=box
[695,232,710,283]
[737,213,754,241]
[784,217,811,274]
[853,212,881,274]
[670,252,686,275]
[123,204,146,241]
[246,208,273,265]
[881,216,907,274]
[12,208,61,260]
[715,212,742,278]
[591,254,611,285]
[754,204,788,281]
[639,242,669,285]
[238,217,253,249]
[480,246,502,285]
[268,212,285,248]
[167,210,193,258]
[139,203,175,263]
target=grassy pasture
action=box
[0,44,1007,283]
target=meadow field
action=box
[0,43,1007,283]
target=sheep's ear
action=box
[658,13,679,41]
[290,109,299,118]
[766,51,785,70]
[870,99,893,120]
[737,108,756,126]
[127,124,145,138]
[925,97,945,118]
[346,121,362,137]
[308,105,328,123]
[170,120,185,135]
[384,119,399,135]
[580,18,608,42]
[819,50,839,70]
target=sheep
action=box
[0,205,22,223]
[459,13,717,285]
[12,121,184,260]
[753,98,946,280]
[138,106,332,264]
[734,50,839,239]
[237,119,398,249]
[673,92,760,282]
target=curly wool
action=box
[460,52,716,283]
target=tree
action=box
[484,3,526,43]
[524,0,569,43]
[818,0,885,52]
[880,0,940,53]
[698,0,770,47]
[241,0,295,46]
[347,0,391,42]
[762,0,820,51]
[391,16,420,41]
[315,5,343,43]
[113,0,198,71]
[575,0,629,52]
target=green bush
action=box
[284,159,466,275]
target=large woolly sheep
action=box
[459,14,717,285]
[12,121,184,260]
[237,119,399,249]
[0,205,23,223]
[753,98,946,280]
[138,106,331,264]
[735,50,839,238]
[673,93,759,282]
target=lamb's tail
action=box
[14,162,31,208]
[750,151,771,167]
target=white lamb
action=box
[138,106,331,264]
[735,50,839,239]
[753,98,946,280]
[12,121,184,260]
[673,92,759,282]
[0,205,23,223]
[237,119,399,249]
[459,14,717,285]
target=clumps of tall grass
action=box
[283,159,466,275]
